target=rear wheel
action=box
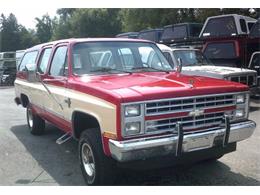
[79,129,117,185]
[26,104,45,135]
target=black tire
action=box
[205,154,224,162]
[26,104,45,135]
[79,129,117,185]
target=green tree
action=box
[35,14,53,43]
[0,13,21,51]
[19,27,39,49]
[68,9,122,38]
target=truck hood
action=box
[71,72,248,103]
[182,65,256,78]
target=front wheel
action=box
[26,104,45,135]
[79,129,117,185]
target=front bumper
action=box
[109,120,256,162]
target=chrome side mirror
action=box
[177,58,182,73]
[25,63,38,82]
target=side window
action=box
[49,46,68,76]
[240,19,247,33]
[38,48,52,74]
[163,52,174,66]
[19,51,38,71]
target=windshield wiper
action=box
[90,67,132,74]
[131,67,171,73]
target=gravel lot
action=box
[0,87,259,186]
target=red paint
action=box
[102,136,111,156]
[205,105,236,114]
[145,112,189,121]
[16,38,250,157]
[145,105,236,121]
[31,103,72,133]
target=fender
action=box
[71,110,114,156]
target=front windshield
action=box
[173,50,211,66]
[72,41,172,75]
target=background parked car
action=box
[0,52,17,86]
[200,14,257,68]
[138,28,163,43]
[158,44,259,96]
[160,23,203,49]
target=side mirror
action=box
[177,58,182,73]
[25,63,38,82]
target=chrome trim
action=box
[121,92,249,106]
[109,120,256,162]
[145,112,232,134]
[121,104,145,138]
[229,74,257,87]
[120,92,249,138]
[145,94,236,116]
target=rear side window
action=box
[204,42,236,59]
[240,19,247,33]
[247,22,255,31]
[49,46,68,76]
[38,48,52,74]
[249,22,260,38]
[161,25,187,40]
[19,51,38,71]
[250,53,260,69]
[202,16,237,37]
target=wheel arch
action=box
[71,110,103,140]
[20,93,30,108]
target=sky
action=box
[0,8,58,29]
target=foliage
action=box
[35,14,53,43]
[0,8,259,52]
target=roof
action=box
[115,32,139,37]
[205,14,257,22]
[163,23,203,28]
[139,28,163,33]
[157,44,198,52]
[26,38,154,52]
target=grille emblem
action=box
[188,109,204,117]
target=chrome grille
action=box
[145,94,235,116]
[230,75,256,87]
[146,112,231,134]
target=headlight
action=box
[124,105,140,117]
[125,122,141,135]
[235,109,245,118]
[236,94,245,104]
[122,104,144,137]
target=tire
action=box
[26,104,45,135]
[205,154,224,162]
[79,129,117,185]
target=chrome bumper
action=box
[109,120,256,162]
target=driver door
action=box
[41,44,70,131]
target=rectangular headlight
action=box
[124,105,140,117]
[125,122,141,135]
[235,109,245,118]
[236,94,245,104]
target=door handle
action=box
[64,98,71,108]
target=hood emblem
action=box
[189,109,204,117]
[189,79,195,88]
